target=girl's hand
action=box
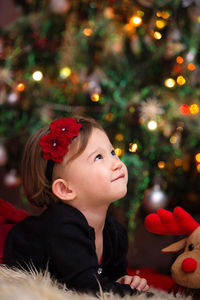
[116,275,149,292]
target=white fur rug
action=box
[0,265,191,300]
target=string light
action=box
[176,56,184,64]
[83,28,93,36]
[115,147,123,157]
[115,133,124,141]
[16,83,25,92]
[162,11,170,19]
[179,104,190,115]
[158,161,165,169]
[105,113,114,122]
[177,75,186,86]
[190,104,199,114]
[156,11,162,17]
[32,71,43,81]
[156,11,170,19]
[156,20,166,29]
[124,23,133,32]
[104,7,114,19]
[129,143,138,152]
[137,10,144,17]
[164,78,175,88]
[147,120,157,130]
[129,106,135,113]
[153,31,162,39]
[187,63,195,71]
[130,16,142,27]
[59,67,71,79]
[90,93,100,102]
[174,158,182,167]
[170,135,177,144]
[195,153,200,163]
[197,164,200,173]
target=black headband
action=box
[45,159,55,183]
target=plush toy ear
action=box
[162,238,187,253]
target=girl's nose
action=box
[111,157,123,171]
[181,257,197,272]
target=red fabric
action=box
[181,257,197,272]
[144,207,199,236]
[0,198,28,263]
[127,267,175,291]
[40,118,82,162]
[98,255,103,265]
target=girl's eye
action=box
[95,154,103,161]
[111,149,116,156]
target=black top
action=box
[4,202,137,296]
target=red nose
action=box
[181,257,197,272]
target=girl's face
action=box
[59,128,128,209]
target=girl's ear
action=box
[52,179,76,201]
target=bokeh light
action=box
[32,71,43,81]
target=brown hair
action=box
[21,115,104,207]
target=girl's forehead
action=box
[86,128,111,147]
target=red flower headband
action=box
[40,118,82,163]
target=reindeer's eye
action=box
[188,244,194,251]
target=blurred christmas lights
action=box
[195,153,200,163]
[153,31,162,39]
[90,93,100,102]
[115,147,123,156]
[158,161,165,169]
[59,67,71,79]
[179,104,190,115]
[105,113,114,122]
[187,63,195,71]
[129,143,138,153]
[115,133,124,141]
[156,20,166,29]
[164,78,175,88]
[83,28,93,36]
[170,135,177,144]
[129,106,135,113]
[147,120,157,130]
[16,83,25,92]
[156,11,170,19]
[174,158,182,167]
[130,16,142,27]
[177,75,186,85]
[190,104,199,114]
[176,56,184,64]
[32,71,43,81]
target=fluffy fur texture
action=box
[0,265,192,300]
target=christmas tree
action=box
[1,0,200,232]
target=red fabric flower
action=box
[40,131,71,163]
[50,118,82,139]
[40,118,82,162]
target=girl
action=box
[4,116,149,296]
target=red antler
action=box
[144,206,199,235]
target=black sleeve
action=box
[48,219,137,296]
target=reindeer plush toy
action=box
[144,206,200,299]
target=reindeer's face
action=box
[170,227,200,288]
[144,206,200,290]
